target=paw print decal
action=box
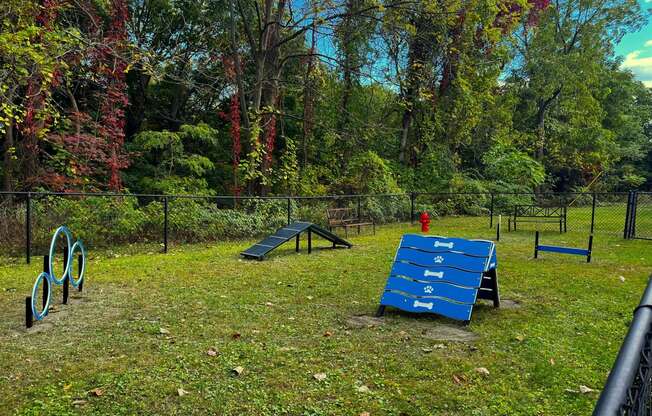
[424,285,434,294]
[434,256,444,264]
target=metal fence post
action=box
[632,192,638,239]
[287,197,291,225]
[25,192,32,264]
[410,192,415,224]
[489,193,494,228]
[163,196,169,253]
[357,196,361,219]
[590,193,596,235]
[624,192,632,239]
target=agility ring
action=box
[68,240,86,289]
[49,226,73,285]
[30,272,51,321]
[25,226,87,328]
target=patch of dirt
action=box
[24,322,54,334]
[500,299,522,309]
[346,315,385,329]
[421,325,479,342]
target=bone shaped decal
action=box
[413,300,434,310]
[434,241,454,249]
[423,270,444,279]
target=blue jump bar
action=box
[537,245,589,256]
[534,231,593,263]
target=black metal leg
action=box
[63,246,69,304]
[375,305,385,317]
[78,254,84,292]
[42,276,49,310]
[63,276,69,305]
[295,234,300,252]
[308,229,312,254]
[25,297,33,329]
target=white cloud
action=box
[622,50,652,86]
[646,40,652,47]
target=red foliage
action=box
[264,115,276,167]
[221,55,243,196]
[494,0,550,31]
[99,0,130,191]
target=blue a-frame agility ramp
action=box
[241,221,352,260]
[376,234,500,324]
[534,231,593,263]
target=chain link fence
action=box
[0,191,648,262]
[594,276,652,416]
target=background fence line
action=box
[0,190,648,263]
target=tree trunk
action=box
[125,65,150,139]
[2,120,14,192]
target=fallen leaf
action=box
[72,399,88,406]
[63,383,72,391]
[619,276,626,283]
[206,348,218,357]
[356,385,370,393]
[313,372,327,381]
[359,413,370,416]
[324,331,333,337]
[159,328,170,335]
[579,385,595,394]
[89,388,103,397]
[421,348,433,353]
[232,366,244,376]
[549,358,555,366]
[515,335,525,342]
[475,367,490,376]
[307,296,314,300]
[231,332,241,340]
[265,302,274,307]
[452,374,467,385]
[177,388,189,397]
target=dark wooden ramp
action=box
[241,221,352,260]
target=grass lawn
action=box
[1,218,651,415]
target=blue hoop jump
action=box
[30,272,51,321]
[534,231,593,263]
[25,226,87,328]
[49,226,73,285]
[69,240,86,288]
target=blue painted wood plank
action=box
[401,234,493,257]
[383,276,478,304]
[241,244,268,256]
[395,248,489,272]
[275,228,299,238]
[537,245,589,256]
[488,250,497,270]
[380,291,473,321]
[390,261,483,288]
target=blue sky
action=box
[616,0,652,86]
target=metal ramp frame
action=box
[241,221,352,260]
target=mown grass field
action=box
[1,218,651,415]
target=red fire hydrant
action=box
[419,211,430,233]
